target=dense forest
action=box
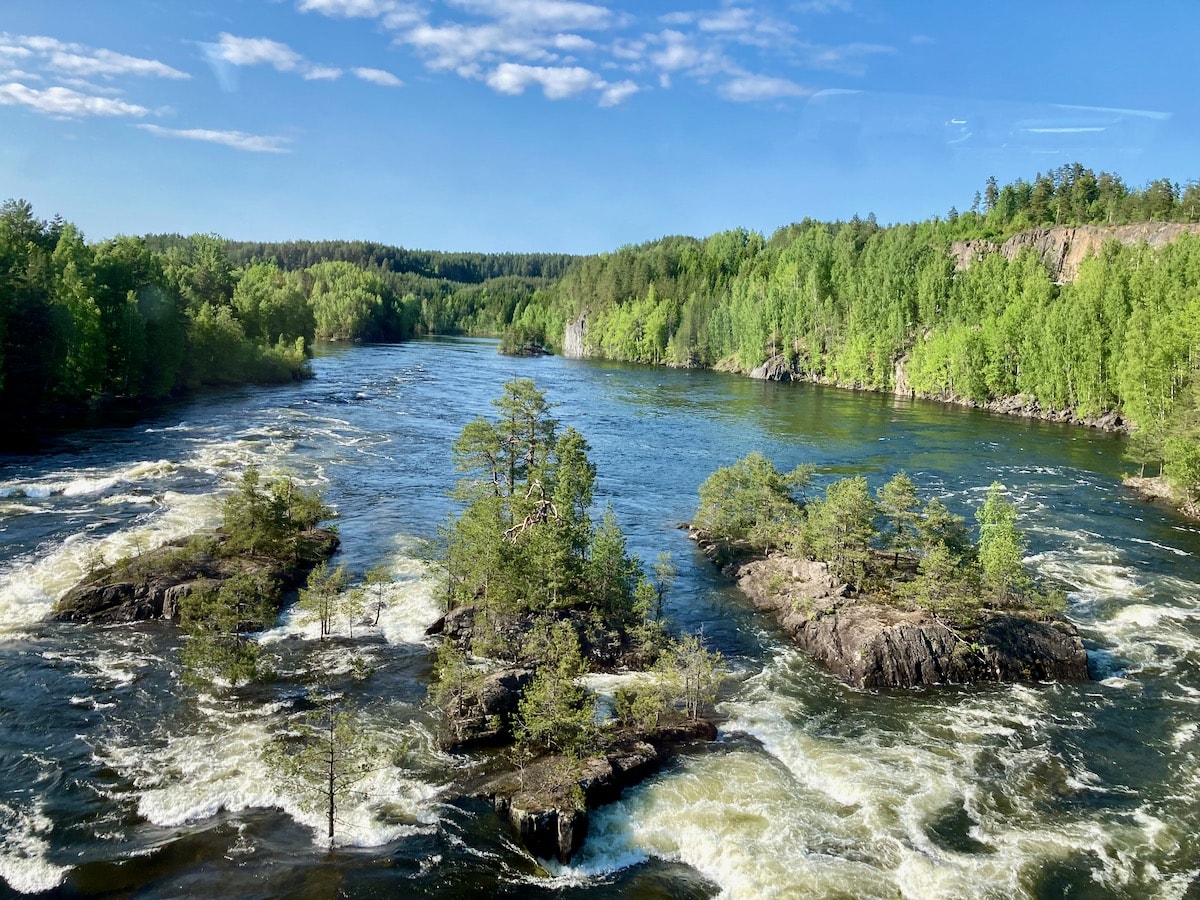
[517,166,1200,505]
[144,234,576,339]
[0,202,566,437]
[3,164,1198,501]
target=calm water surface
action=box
[0,337,1197,899]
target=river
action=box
[0,337,1197,899]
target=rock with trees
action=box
[425,378,724,862]
[692,453,1087,688]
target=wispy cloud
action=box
[303,65,344,80]
[298,0,400,17]
[719,73,811,102]
[0,33,189,80]
[791,0,854,12]
[290,0,887,106]
[450,0,615,31]
[137,123,292,153]
[353,66,403,86]
[212,33,304,72]
[798,41,895,75]
[0,81,148,117]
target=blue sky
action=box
[2,0,1196,253]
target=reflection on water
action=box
[0,337,1197,898]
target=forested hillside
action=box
[145,235,577,339]
[0,200,314,437]
[513,167,1200,503]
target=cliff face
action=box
[950,222,1200,283]
[562,314,587,359]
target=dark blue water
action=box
[0,338,1197,898]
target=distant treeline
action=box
[143,235,578,338]
[955,163,1200,238]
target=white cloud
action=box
[297,0,397,17]
[792,0,854,12]
[303,65,344,80]
[598,78,637,106]
[486,62,597,98]
[0,81,148,117]
[719,73,810,102]
[403,22,553,70]
[0,33,188,80]
[137,123,292,153]
[450,0,614,31]
[698,7,753,33]
[353,66,403,86]
[554,33,596,53]
[56,77,125,96]
[650,29,730,76]
[481,62,633,104]
[214,33,303,71]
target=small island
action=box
[425,378,723,863]
[691,453,1089,688]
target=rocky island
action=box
[692,453,1090,689]
[426,378,724,863]
[55,467,338,626]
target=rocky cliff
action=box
[950,222,1200,283]
[562,314,587,359]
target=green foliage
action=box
[299,562,353,640]
[265,692,383,846]
[655,633,727,721]
[221,466,333,558]
[439,378,646,625]
[515,622,597,756]
[179,573,275,686]
[696,455,1068,625]
[975,482,1030,604]
[694,452,807,549]
[806,475,876,581]
[877,471,920,564]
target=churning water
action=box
[0,337,1197,898]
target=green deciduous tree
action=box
[976,482,1030,604]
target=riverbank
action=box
[1124,475,1200,522]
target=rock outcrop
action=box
[562,314,587,359]
[696,536,1090,689]
[950,222,1200,283]
[481,718,718,863]
[439,665,535,750]
[54,529,339,624]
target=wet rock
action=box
[481,718,717,863]
[441,667,535,750]
[696,538,1090,688]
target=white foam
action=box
[0,490,220,635]
[0,801,69,895]
[97,701,443,849]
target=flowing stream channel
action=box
[0,337,1197,899]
